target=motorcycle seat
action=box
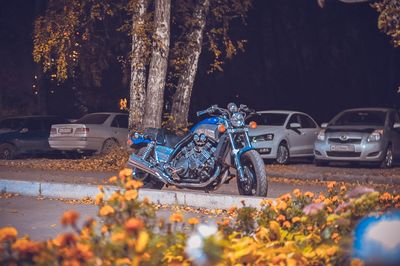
[144,128,187,148]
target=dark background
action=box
[1,0,399,124]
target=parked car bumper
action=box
[314,140,387,162]
[251,141,277,159]
[48,137,102,152]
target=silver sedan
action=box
[48,112,129,154]
[248,111,320,164]
[314,108,400,168]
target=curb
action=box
[0,179,270,210]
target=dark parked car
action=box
[0,115,68,159]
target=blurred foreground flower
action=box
[185,224,219,266]
[303,202,324,215]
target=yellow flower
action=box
[108,176,118,184]
[61,210,80,226]
[187,217,200,225]
[125,180,143,190]
[116,258,131,266]
[0,227,18,242]
[276,200,288,211]
[291,216,301,223]
[125,218,144,232]
[260,199,273,207]
[169,213,184,223]
[119,168,133,179]
[99,205,115,216]
[125,190,138,201]
[304,191,314,198]
[279,193,291,202]
[111,232,126,242]
[292,189,301,198]
[135,231,149,253]
[95,193,104,205]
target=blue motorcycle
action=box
[127,103,268,196]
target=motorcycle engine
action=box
[173,133,217,182]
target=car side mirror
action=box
[394,123,400,129]
[290,123,301,129]
[321,123,328,128]
[20,128,29,133]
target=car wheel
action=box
[0,143,17,160]
[276,142,289,164]
[314,159,329,167]
[380,145,393,169]
[101,139,118,154]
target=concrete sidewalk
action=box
[0,179,267,210]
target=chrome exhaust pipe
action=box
[127,153,221,188]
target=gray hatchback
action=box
[314,108,400,168]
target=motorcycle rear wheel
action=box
[132,147,164,190]
[237,150,268,197]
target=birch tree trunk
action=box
[128,0,149,130]
[169,0,210,129]
[142,0,171,129]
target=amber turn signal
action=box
[127,139,133,146]
[218,124,227,133]
[249,121,257,129]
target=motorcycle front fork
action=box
[227,130,252,182]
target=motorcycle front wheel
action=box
[131,147,164,190]
[237,150,268,197]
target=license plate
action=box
[330,145,354,152]
[58,128,73,134]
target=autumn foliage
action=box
[1,170,399,265]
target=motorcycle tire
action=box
[237,150,268,197]
[132,147,164,190]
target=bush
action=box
[0,169,399,265]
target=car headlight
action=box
[252,133,274,142]
[231,112,244,127]
[317,130,326,141]
[367,129,383,142]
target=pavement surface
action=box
[0,195,217,241]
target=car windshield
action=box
[331,111,387,126]
[247,113,288,126]
[76,114,110,124]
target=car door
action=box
[16,118,45,153]
[286,114,306,156]
[298,114,319,155]
[110,114,129,145]
[388,111,400,159]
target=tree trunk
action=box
[128,0,150,130]
[169,0,210,129]
[142,0,171,129]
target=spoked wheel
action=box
[380,145,393,169]
[276,143,289,164]
[0,143,17,160]
[131,147,164,189]
[237,150,268,196]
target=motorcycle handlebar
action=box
[196,109,209,117]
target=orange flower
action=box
[291,217,301,223]
[228,206,237,215]
[116,258,131,265]
[142,197,150,205]
[340,185,347,192]
[76,243,93,259]
[187,217,200,225]
[124,218,144,232]
[324,198,332,205]
[95,193,104,205]
[99,205,115,216]
[0,227,18,242]
[125,180,143,190]
[124,190,138,201]
[217,218,230,226]
[327,181,337,190]
[307,225,313,231]
[169,213,183,223]
[108,176,118,184]
[61,210,80,226]
[279,193,291,202]
[276,200,288,211]
[101,225,109,234]
[277,214,286,222]
[304,191,314,198]
[331,232,340,241]
[332,195,339,202]
[12,239,41,254]
[98,185,104,192]
[350,258,365,266]
[119,168,133,179]
[283,221,291,228]
[111,232,126,242]
[53,233,77,247]
[380,192,392,201]
[292,189,301,198]
[260,199,273,207]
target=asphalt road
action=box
[0,195,217,241]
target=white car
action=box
[49,112,129,154]
[248,110,320,164]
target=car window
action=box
[287,114,301,127]
[331,111,386,126]
[25,119,42,131]
[111,115,128,128]
[246,113,288,126]
[299,114,317,128]
[42,117,67,132]
[76,114,109,124]
[0,118,25,130]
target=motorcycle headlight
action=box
[252,133,274,142]
[317,130,326,141]
[367,129,383,142]
[231,112,244,127]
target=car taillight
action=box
[50,128,56,135]
[75,127,89,134]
